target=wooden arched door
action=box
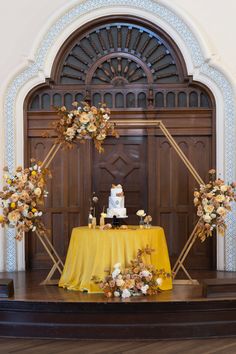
[25,16,215,270]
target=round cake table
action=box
[59,226,172,293]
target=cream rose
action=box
[96,133,106,140]
[65,127,75,138]
[215,195,225,203]
[11,193,19,202]
[8,210,21,224]
[121,289,131,298]
[136,210,146,217]
[203,213,212,223]
[220,185,228,192]
[193,197,199,206]
[204,204,214,214]
[79,112,90,124]
[34,187,42,197]
[116,279,125,287]
[217,207,226,216]
[156,277,163,286]
[87,123,97,132]
[103,114,110,120]
[141,284,149,294]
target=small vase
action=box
[88,213,93,229]
[139,216,144,229]
[145,221,151,229]
[100,215,105,227]
[92,217,97,229]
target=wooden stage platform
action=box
[1,270,236,340]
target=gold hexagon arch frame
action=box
[38,119,204,285]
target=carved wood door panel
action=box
[93,136,147,225]
[153,135,213,269]
[27,137,91,269]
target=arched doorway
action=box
[24,16,215,270]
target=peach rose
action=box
[87,123,97,132]
[34,188,42,197]
[8,210,21,224]
[204,204,214,214]
[79,112,90,124]
[217,207,226,216]
[215,195,225,203]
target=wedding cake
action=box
[107,184,127,218]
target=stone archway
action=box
[2,0,235,271]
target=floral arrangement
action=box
[53,102,118,152]
[95,246,171,298]
[0,159,50,240]
[194,169,236,242]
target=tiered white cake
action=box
[107,184,127,218]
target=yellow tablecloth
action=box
[59,226,172,293]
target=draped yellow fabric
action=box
[59,226,172,293]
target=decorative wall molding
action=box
[3,0,236,271]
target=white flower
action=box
[136,210,146,217]
[140,270,151,277]
[203,213,212,223]
[156,278,163,286]
[122,289,131,298]
[103,114,110,120]
[114,263,121,269]
[28,182,34,190]
[33,164,38,170]
[114,291,120,297]
[211,213,216,219]
[34,187,42,197]
[38,211,43,217]
[32,226,36,232]
[65,127,76,138]
[112,268,121,279]
[141,285,149,294]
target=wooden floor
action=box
[2,337,236,354]
[1,269,236,303]
[1,270,236,340]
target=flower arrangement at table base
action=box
[93,246,171,298]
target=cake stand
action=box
[105,215,128,228]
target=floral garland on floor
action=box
[194,169,236,242]
[94,246,171,298]
[52,102,119,152]
[0,159,50,240]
